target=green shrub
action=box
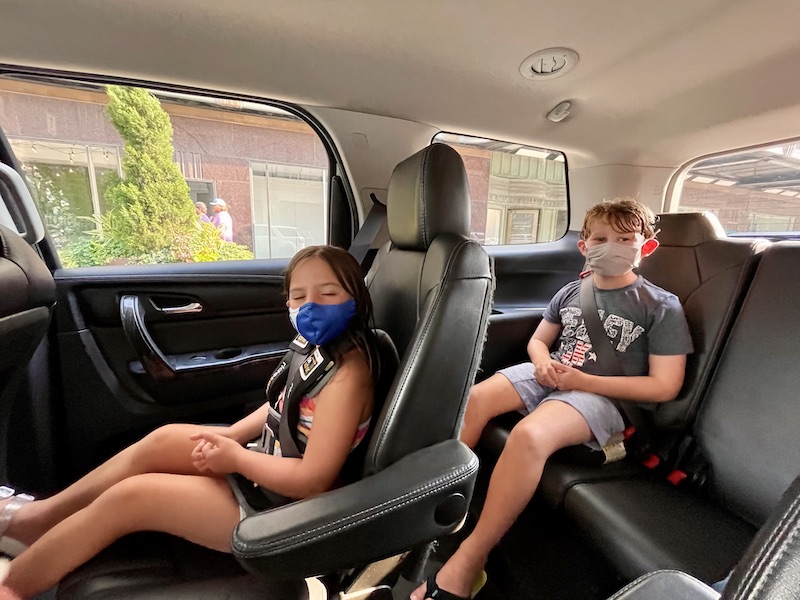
[60,86,254,267]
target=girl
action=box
[0,245,379,599]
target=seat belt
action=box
[348,193,389,270]
[579,274,653,461]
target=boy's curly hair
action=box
[580,197,658,240]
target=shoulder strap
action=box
[579,274,624,376]
[278,339,344,458]
[578,275,651,440]
[348,193,389,271]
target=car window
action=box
[434,132,568,245]
[0,77,331,266]
[672,141,800,236]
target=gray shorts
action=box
[498,362,625,451]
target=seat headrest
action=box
[0,224,56,319]
[386,144,471,250]
[655,211,726,247]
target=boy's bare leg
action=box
[4,472,240,599]
[0,424,227,546]
[460,374,526,448]
[411,401,593,600]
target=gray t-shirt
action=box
[542,276,693,377]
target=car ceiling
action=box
[1,0,800,170]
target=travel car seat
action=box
[231,142,494,578]
[58,143,494,599]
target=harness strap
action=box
[256,334,347,506]
[579,274,653,460]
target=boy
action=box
[411,198,693,600]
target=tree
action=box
[102,85,196,256]
[60,85,253,267]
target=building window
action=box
[434,133,568,245]
[250,162,327,259]
[8,138,121,248]
[673,142,800,234]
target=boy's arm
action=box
[553,353,687,403]
[528,319,562,388]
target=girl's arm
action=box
[225,402,271,444]
[194,348,374,499]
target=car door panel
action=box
[51,263,294,476]
[481,232,583,376]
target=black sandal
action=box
[423,570,487,600]
[424,574,469,600]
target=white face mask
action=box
[585,240,644,277]
[288,306,300,331]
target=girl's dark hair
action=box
[284,245,381,381]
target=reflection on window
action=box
[9,139,121,250]
[675,143,800,234]
[250,163,326,259]
[434,133,568,245]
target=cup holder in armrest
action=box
[215,347,243,360]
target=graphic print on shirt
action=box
[557,307,644,367]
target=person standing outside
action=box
[210,198,233,242]
[195,201,212,224]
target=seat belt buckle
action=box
[667,469,689,486]
[641,453,661,469]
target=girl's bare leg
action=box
[1,424,227,545]
[4,472,240,599]
[411,401,593,599]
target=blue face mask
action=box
[288,298,357,346]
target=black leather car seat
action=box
[58,143,494,599]
[0,223,56,482]
[605,471,800,600]
[565,241,800,584]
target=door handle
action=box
[155,301,203,315]
[120,295,175,380]
[120,294,285,381]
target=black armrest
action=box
[231,439,478,579]
[608,571,719,600]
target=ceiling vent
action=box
[519,48,579,80]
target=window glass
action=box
[0,77,330,266]
[674,142,800,234]
[434,133,568,245]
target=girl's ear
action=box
[640,238,659,258]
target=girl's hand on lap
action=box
[189,431,244,474]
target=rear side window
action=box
[0,77,330,266]
[673,142,800,235]
[434,133,568,245]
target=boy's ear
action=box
[640,238,659,258]
[577,239,588,255]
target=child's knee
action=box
[505,421,552,462]
[466,383,492,422]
